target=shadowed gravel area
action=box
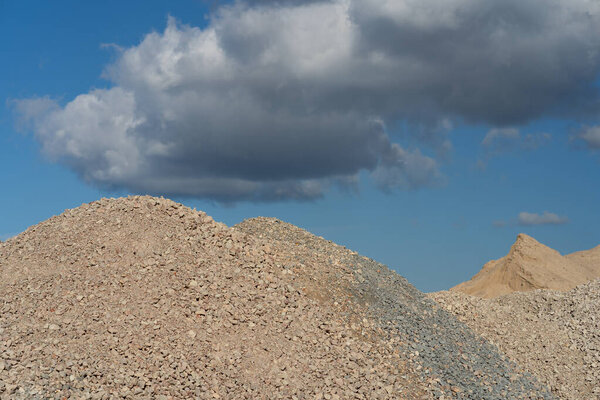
[432,280,600,400]
[236,217,556,400]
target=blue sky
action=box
[1,0,599,291]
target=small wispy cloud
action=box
[478,128,551,169]
[572,125,600,150]
[493,211,569,227]
[100,42,125,52]
[521,133,553,150]
[517,211,569,226]
[482,128,521,148]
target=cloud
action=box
[478,128,551,167]
[517,211,569,226]
[242,0,328,5]
[482,128,521,153]
[492,220,507,228]
[10,96,59,131]
[349,0,600,123]
[371,143,441,190]
[482,128,551,152]
[521,132,553,150]
[14,0,600,201]
[573,125,600,150]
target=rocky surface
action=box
[432,280,600,400]
[452,234,600,298]
[236,218,557,400]
[0,196,554,399]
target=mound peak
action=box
[512,232,541,247]
[0,196,553,398]
[507,233,563,263]
[452,233,600,298]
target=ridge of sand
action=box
[566,244,600,275]
[451,234,600,298]
[0,196,553,399]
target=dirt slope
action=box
[451,234,600,298]
[566,245,600,275]
[0,196,554,399]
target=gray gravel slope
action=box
[236,217,556,400]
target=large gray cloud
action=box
[349,0,600,125]
[15,0,600,202]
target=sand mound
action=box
[566,244,600,275]
[431,279,600,400]
[451,234,600,298]
[0,196,554,399]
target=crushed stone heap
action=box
[452,233,600,298]
[0,196,554,399]
[432,279,600,400]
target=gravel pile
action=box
[431,280,600,400]
[0,196,554,399]
[235,217,554,399]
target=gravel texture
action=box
[431,280,600,400]
[235,217,555,400]
[0,196,555,399]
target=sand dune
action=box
[452,234,600,298]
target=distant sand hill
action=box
[451,234,600,298]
